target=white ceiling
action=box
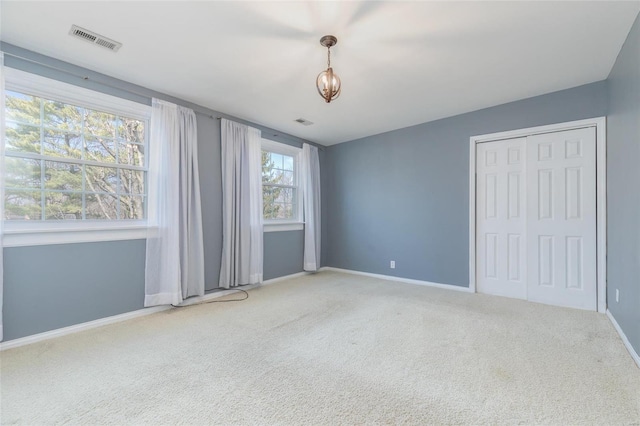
[2,1,639,146]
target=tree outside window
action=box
[262,146,298,221]
[4,90,147,221]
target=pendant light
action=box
[316,35,341,103]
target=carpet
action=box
[1,271,639,425]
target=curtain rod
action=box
[2,50,325,150]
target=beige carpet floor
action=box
[1,271,639,425]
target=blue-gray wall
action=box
[264,231,304,281]
[4,240,145,340]
[323,82,608,287]
[607,13,640,355]
[1,43,315,341]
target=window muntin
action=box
[4,89,147,222]
[261,141,301,222]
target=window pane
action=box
[120,195,144,219]
[84,109,116,138]
[271,202,293,220]
[119,169,145,194]
[263,186,281,219]
[262,151,274,181]
[275,187,293,204]
[117,118,145,143]
[270,153,283,169]
[263,169,280,184]
[118,141,144,166]
[280,170,294,185]
[282,203,294,219]
[43,129,82,159]
[263,185,296,220]
[44,161,83,191]
[86,165,118,194]
[86,137,117,163]
[5,157,41,189]
[263,203,280,220]
[43,99,82,132]
[86,193,118,220]
[44,192,82,220]
[5,122,40,154]
[5,190,41,220]
[262,150,295,187]
[263,161,285,184]
[264,185,280,211]
[6,91,41,125]
[283,155,294,171]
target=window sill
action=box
[3,224,150,247]
[263,222,304,233]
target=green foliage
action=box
[262,151,283,219]
[4,91,145,221]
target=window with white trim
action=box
[2,69,151,245]
[261,140,302,227]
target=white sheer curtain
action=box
[145,98,205,306]
[0,53,5,341]
[302,143,321,271]
[219,119,263,288]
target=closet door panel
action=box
[525,127,597,310]
[476,138,527,299]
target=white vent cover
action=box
[294,118,314,126]
[69,25,122,52]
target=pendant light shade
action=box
[316,35,341,103]
[316,68,341,103]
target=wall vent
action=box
[294,118,314,126]
[69,25,122,52]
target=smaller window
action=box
[261,140,302,224]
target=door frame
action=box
[469,117,607,312]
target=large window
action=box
[261,140,301,226]
[2,69,151,245]
[5,90,147,221]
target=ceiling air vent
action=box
[295,118,314,126]
[69,25,122,52]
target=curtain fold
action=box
[178,107,205,299]
[145,99,204,307]
[302,143,321,271]
[0,53,5,341]
[219,119,263,288]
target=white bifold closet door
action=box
[476,127,597,310]
[476,138,527,300]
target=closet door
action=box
[476,138,527,299]
[526,127,597,310]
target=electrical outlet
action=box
[616,289,619,303]
[390,260,396,269]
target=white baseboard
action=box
[0,271,310,351]
[263,271,310,286]
[0,305,171,351]
[319,267,473,293]
[606,309,640,369]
